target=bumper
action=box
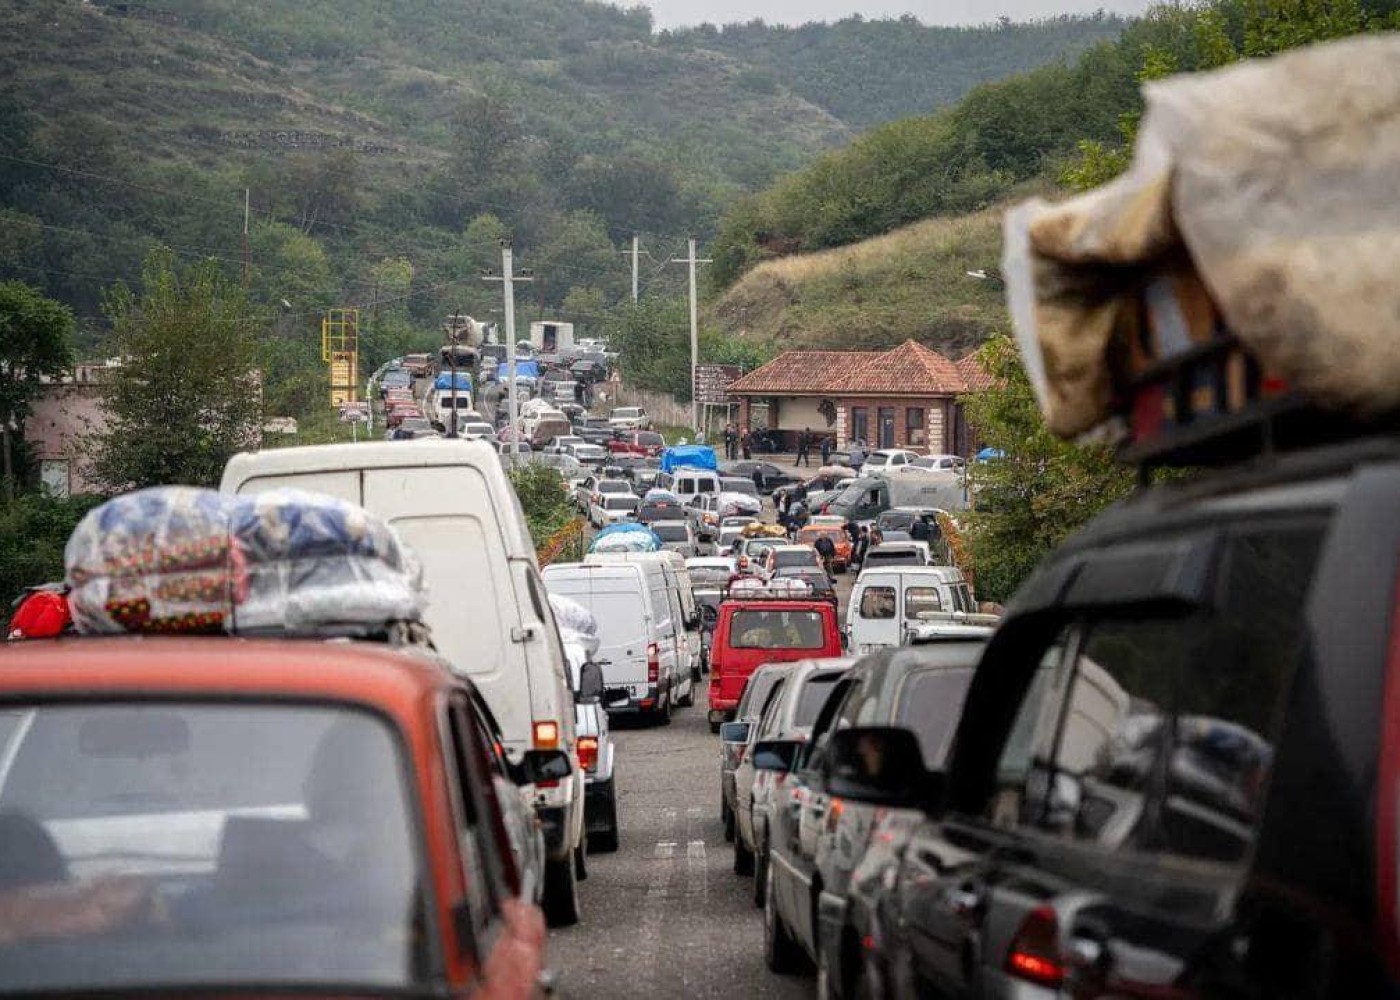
[606,682,667,715]
[584,778,615,833]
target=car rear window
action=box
[729,610,827,649]
[0,703,426,991]
[604,496,638,511]
[654,524,689,542]
[794,674,842,728]
[773,549,818,568]
[896,667,975,768]
[637,432,662,446]
[597,480,631,493]
[865,549,919,567]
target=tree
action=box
[0,281,75,499]
[961,336,1135,603]
[92,250,264,491]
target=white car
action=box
[576,474,633,512]
[568,443,609,468]
[716,516,758,553]
[651,519,699,558]
[590,492,640,528]
[608,406,651,431]
[459,421,497,441]
[860,448,921,473]
[686,555,737,590]
[904,453,967,472]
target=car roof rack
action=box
[1115,331,1399,474]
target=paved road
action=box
[547,698,811,999]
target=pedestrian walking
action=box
[820,435,833,465]
[813,533,836,578]
[776,490,790,524]
[741,429,753,460]
[723,423,737,461]
[787,499,807,539]
[851,525,870,569]
[795,428,812,468]
[752,466,765,494]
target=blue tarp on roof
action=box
[588,522,661,553]
[499,360,540,380]
[434,372,473,391]
[659,444,717,474]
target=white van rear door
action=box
[234,471,363,504]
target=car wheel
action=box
[752,835,767,907]
[574,841,588,881]
[816,946,836,1000]
[722,800,735,843]
[588,785,620,854]
[542,855,580,927]
[678,679,694,708]
[709,718,722,734]
[733,829,754,876]
[764,860,805,974]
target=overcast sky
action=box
[641,0,1155,29]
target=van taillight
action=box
[1375,582,1400,979]
[1004,905,1065,988]
[577,736,599,772]
[647,642,660,684]
[532,720,559,749]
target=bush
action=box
[0,493,104,617]
[507,463,575,547]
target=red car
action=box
[607,430,665,458]
[706,594,842,732]
[0,636,560,999]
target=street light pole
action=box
[483,241,533,464]
[671,236,711,434]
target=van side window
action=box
[905,586,942,618]
[859,586,896,619]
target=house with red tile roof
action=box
[724,339,991,455]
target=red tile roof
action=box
[728,340,988,397]
[956,351,997,392]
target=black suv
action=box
[850,433,1400,999]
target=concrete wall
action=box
[26,384,110,496]
[770,396,829,433]
[599,379,690,428]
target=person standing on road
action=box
[723,423,737,460]
[741,428,753,460]
[752,466,765,494]
[851,525,870,569]
[795,428,812,468]
[776,489,790,526]
[820,435,833,466]
[814,533,836,579]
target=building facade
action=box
[725,340,989,455]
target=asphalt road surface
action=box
[547,549,854,1000]
[546,699,811,1000]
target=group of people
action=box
[720,424,840,466]
[722,424,753,461]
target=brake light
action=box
[826,797,844,832]
[1004,905,1065,988]
[647,642,660,684]
[532,720,560,749]
[577,736,599,772]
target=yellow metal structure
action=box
[322,308,360,408]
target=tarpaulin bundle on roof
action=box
[1002,35,1400,441]
[65,487,424,636]
[659,445,716,473]
[434,372,473,391]
[588,522,661,553]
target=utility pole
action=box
[483,241,532,465]
[241,188,250,288]
[670,236,711,432]
[622,234,641,303]
[444,313,466,438]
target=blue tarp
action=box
[975,447,1006,461]
[588,522,661,553]
[434,372,473,391]
[659,444,717,474]
[499,359,540,380]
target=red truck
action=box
[607,430,665,458]
[706,592,843,733]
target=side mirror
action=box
[514,748,572,786]
[719,721,751,744]
[576,661,605,704]
[751,738,803,773]
[825,727,943,811]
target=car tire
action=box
[678,680,694,708]
[574,841,588,881]
[709,718,722,734]
[733,831,754,876]
[764,860,805,974]
[542,855,580,927]
[589,786,620,854]
[722,800,735,843]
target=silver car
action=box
[651,519,699,558]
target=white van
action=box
[657,466,721,506]
[585,550,702,692]
[847,565,993,654]
[542,561,685,721]
[220,439,587,926]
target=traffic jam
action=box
[5,43,1400,1000]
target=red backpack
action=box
[7,589,72,640]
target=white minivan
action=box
[542,561,685,721]
[220,439,588,926]
[846,565,995,654]
[657,466,721,506]
[585,550,703,692]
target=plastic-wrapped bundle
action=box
[229,489,424,634]
[66,487,241,635]
[549,593,600,658]
[716,492,762,519]
[66,486,424,637]
[588,523,661,554]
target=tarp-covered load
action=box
[548,592,600,658]
[716,491,763,519]
[1002,35,1400,441]
[499,360,540,381]
[659,445,717,473]
[434,371,473,392]
[66,487,423,636]
[588,522,661,554]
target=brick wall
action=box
[837,397,955,452]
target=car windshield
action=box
[877,512,915,531]
[866,549,919,566]
[0,703,426,992]
[637,432,663,446]
[729,609,826,649]
[597,480,631,493]
[895,667,976,768]
[653,524,690,541]
[794,674,842,727]
[773,549,817,568]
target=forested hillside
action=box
[711,0,1400,289]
